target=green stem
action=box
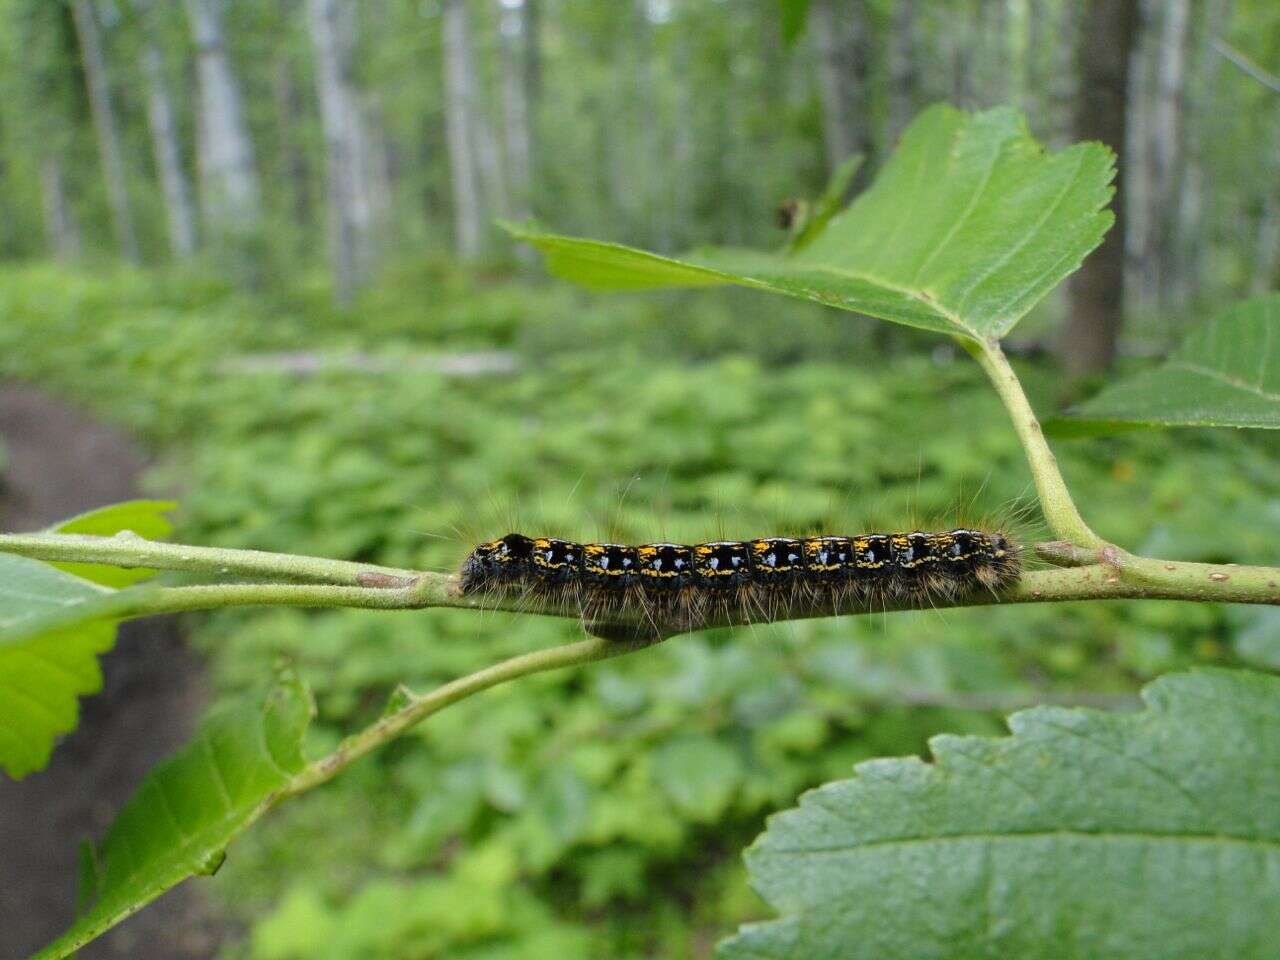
[286,635,636,794]
[963,337,1104,548]
[0,532,418,585]
[9,558,1278,651]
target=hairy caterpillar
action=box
[459,529,1021,635]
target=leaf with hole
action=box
[718,669,1280,960]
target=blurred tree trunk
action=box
[473,85,508,224]
[500,0,534,225]
[273,57,313,237]
[1061,0,1140,377]
[887,0,918,143]
[442,0,484,258]
[524,0,541,116]
[39,156,82,261]
[1253,117,1280,294]
[810,0,873,181]
[947,1,978,108]
[1147,0,1190,308]
[1044,0,1080,145]
[1005,0,1030,111]
[70,0,139,263]
[185,0,262,238]
[141,41,197,257]
[308,0,381,305]
[1171,0,1232,308]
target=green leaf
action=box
[653,734,743,823]
[778,0,812,46]
[1055,294,1280,433]
[719,669,1280,960]
[785,153,864,254]
[34,677,314,960]
[0,552,116,778]
[507,105,1115,340]
[0,502,178,775]
[48,499,177,587]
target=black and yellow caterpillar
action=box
[460,529,1020,629]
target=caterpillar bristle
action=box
[459,529,1021,638]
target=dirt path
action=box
[0,383,222,959]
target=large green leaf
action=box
[0,553,117,778]
[49,499,177,587]
[508,105,1116,340]
[1057,294,1280,433]
[719,669,1280,960]
[34,677,314,960]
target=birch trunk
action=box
[39,156,82,262]
[1062,0,1140,376]
[185,0,262,236]
[70,0,139,262]
[500,0,534,224]
[1252,115,1280,294]
[1171,0,1232,307]
[1148,0,1190,307]
[887,0,918,143]
[442,0,484,258]
[810,0,872,178]
[1124,0,1153,307]
[273,57,313,234]
[142,42,197,257]
[308,0,381,305]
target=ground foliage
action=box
[3,260,1280,955]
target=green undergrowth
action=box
[4,260,1279,957]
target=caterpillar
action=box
[459,529,1020,635]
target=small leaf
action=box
[786,153,864,253]
[0,553,118,778]
[1055,294,1280,433]
[508,105,1116,340]
[33,679,314,960]
[719,669,1280,960]
[49,499,178,587]
[381,683,415,718]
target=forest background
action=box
[1,0,1279,957]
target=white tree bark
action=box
[1124,0,1154,308]
[308,0,382,305]
[887,0,918,143]
[442,0,484,258]
[273,56,313,233]
[142,42,197,257]
[39,156,82,262]
[1148,0,1190,306]
[70,0,139,262]
[1252,115,1280,294]
[499,0,533,223]
[1171,0,1232,307]
[185,0,262,236]
[810,0,871,174]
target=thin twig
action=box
[1213,38,1280,94]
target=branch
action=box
[963,337,1104,548]
[1213,38,1280,94]
[286,634,637,794]
[4,531,1278,650]
[0,531,419,585]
